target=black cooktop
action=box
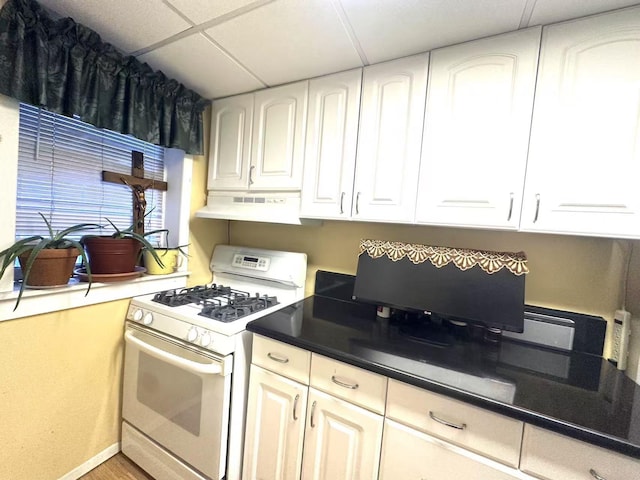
[246,271,640,459]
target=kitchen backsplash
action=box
[226,219,633,361]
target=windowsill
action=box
[0,271,189,322]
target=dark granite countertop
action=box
[247,293,640,459]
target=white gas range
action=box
[121,245,307,480]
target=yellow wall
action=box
[186,106,228,286]
[229,220,630,360]
[0,300,129,480]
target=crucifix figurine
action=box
[102,151,168,235]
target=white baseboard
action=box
[58,442,120,480]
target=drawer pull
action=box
[429,411,467,430]
[267,352,289,364]
[589,469,606,480]
[310,401,317,428]
[292,394,300,421]
[331,375,359,390]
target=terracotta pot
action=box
[18,247,80,287]
[83,237,141,274]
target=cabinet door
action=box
[242,365,308,480]
[379,419,523,480]
[301,388,383,480]
[416,28,541,230]
[520,425,640,480]
[208,93,253,190]
[353,53,429,223]
[301,69,362,219]
[521,7,640,238]
[251,81,308,191]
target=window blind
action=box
[16,103,166,244]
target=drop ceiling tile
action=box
[339,0,529,64]
[527,0,640,26]
[206,0,363,87]
[137,33,265,99]
[37,0,191,54]
[165,0,262,25]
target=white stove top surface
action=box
[130,289,299,337]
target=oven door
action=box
[123,324,232,480]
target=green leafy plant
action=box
[82,217,169,269]
[0,213,101,310]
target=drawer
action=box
[380,419,523,480]
[386,379,523,467]
[310,354,387,414]
[252,335,311,385]
[521,424,640,480]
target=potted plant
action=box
[81,218,168,275]
[143,244,189,275]
[0,213,101,310]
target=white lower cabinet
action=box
[379,419,525,480]
[520,425,640,480]
[242,365,308,480]
[301,387,384,480]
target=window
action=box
[16,103,166,243]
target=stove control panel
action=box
[125,305,237,356]
[232,253,270,272]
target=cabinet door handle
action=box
[340,192,345,214]
[292,394,300,421]
[355,192,361,215]
[249,165,255,185]
[310,401,317,428]
[429,411,467,430]
[507,192,514,221]
[331,375,359,390]
[589,469,606,480]
[267,352,289,363]
[533,193,540,223]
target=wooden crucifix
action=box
[102,151,168,235]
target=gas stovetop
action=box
[152,283,279,322]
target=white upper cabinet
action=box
[520,6,640,238]
[300,69,362,219]
[353,53,430,223]
[207,81,308,192]
[207,93,253,191]
[251,81,308,191]
[416,27,541,230]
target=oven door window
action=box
[137,351,203,435]
[123,326,232,480]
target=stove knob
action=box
[200,332,212,347]
[142,312,153,325]
[187,327,198,343]
[132,309,144,322]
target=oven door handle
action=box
[125,330,224,376]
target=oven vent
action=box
[196,191,321,225]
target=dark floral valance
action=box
[0,0,208,154]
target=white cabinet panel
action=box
[301,69,362,219]
[208,93,253,190]
[242,365,308,480]
[521,7,640,238]
[353,53,429,223]
[520,424,640,480]
[379,419,524,480]
[301,387,383,480]
[416,27,541,230]
[251,81,308,190]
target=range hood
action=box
[196,191,321,225]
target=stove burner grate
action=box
[199,295,279,322]
[152,283,250,307]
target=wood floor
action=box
[79,453,153,480]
